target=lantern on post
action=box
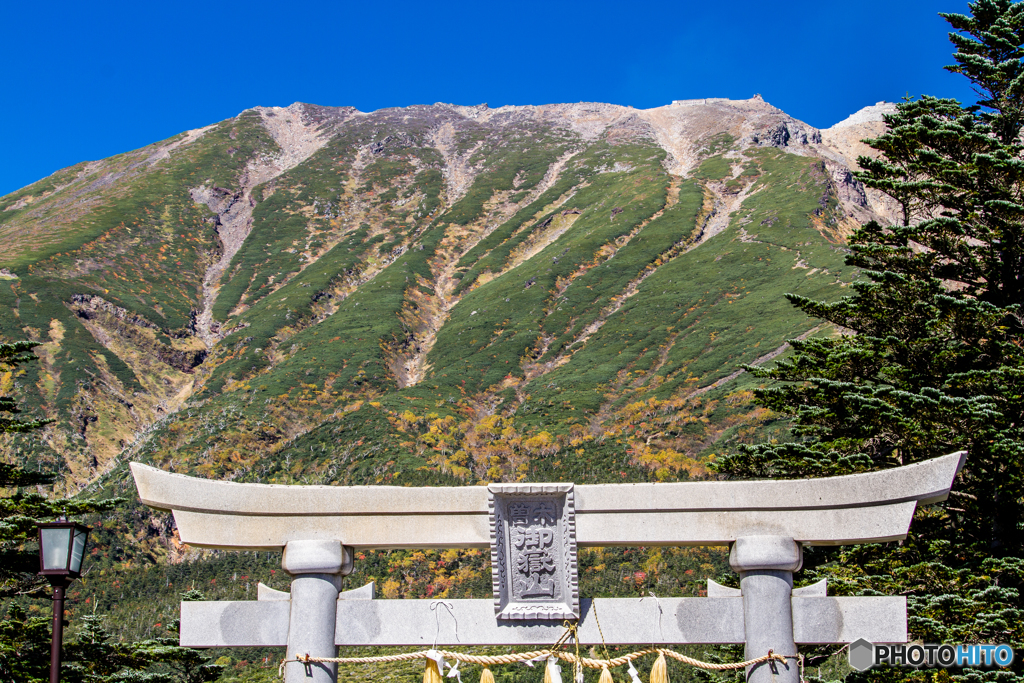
[37,519,90,683]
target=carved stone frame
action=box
[488,483,579,620]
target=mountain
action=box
[0,96,893,499]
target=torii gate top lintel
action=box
[130,450,964,551]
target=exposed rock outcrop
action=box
[191,103,341,348]
[69,295,208,373]
[821,101,900,224]
[753,121,822,147]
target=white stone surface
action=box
[724,578,841,599]
[256,581,376,602]
[740,569,797,683]
[154,448,945,677]
[285,573,340,683]
[181,600,290,647]
[280,541,348,683]
[282,540,348,575]
[730,537,803,572]
[574,451,964,510]
[731,536,799,683]
[338,582,374,600]
[178,596,905,647]
[793,596,906,644]
[257,583,290,601]
[130,451,964,550]
[132,451,963,516]
[165,502,920,549]
[791,579,827,597]
[577,503,918,546]
[707,579,741,597]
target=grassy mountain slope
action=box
[0,96,891,683]
[0,98,878,492]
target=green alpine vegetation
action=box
[0,94,859,490]
[4,2,1021,680]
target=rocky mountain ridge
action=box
[0,95,893,496]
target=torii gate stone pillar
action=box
[281,541,353,683]
[131,451,966,683]
[731,537,802,683]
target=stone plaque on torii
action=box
[130,450,966,683]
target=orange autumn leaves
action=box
[380,388,777,482]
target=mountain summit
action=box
[0,98,890,492]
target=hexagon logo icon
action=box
[849,638,875,671]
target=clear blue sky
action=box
[1,0,977,197]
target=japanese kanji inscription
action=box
[488,483,579,620]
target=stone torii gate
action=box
[130,450,965,683]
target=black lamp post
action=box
[37,519,90,683]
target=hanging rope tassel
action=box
[277,647,787,679]
[650,653,669,683]
[545,656,564,683]
[599,666,615,683]
[479,667,495,683]
[425,658,444,683]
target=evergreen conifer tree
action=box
[0,340,118,597]
[712,1,1024,679]
[0,342,222,682]
[711,3,1023,681]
